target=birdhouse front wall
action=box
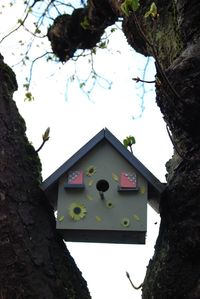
[56,140,147,243]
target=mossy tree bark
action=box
[47,0,200,298]
[0,54,91,298]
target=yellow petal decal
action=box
[86,194,93,201]
[112,173,119,182]
[88,179,93,186]
[95,216,102,222]
[140,186,146,194]
[133,214,140,221]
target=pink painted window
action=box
[119,171,137,189]
[67,170,83,185]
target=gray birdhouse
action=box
[41,128,164,244]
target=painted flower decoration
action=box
[121,217,130,227]
[86,165,96,177]
[95,215,102,222]
[68,202,87,221]
[112,173,119,182]
[133,214,140,221]
[58,215,64,222]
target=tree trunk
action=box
[47,0,200,298]
[122,1,200,297]
[140,1,200,297]
[0,54,91,298]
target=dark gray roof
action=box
[41,128,165,212]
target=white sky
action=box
[1,2,173,298]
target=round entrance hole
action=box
[96,179,109,192]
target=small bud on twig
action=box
[36,127,50,153]
[42,127,50,142]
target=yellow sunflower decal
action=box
[121,217,130,227]
[86,165,96,176]
[106,201,114,208]
[68,203,87,221]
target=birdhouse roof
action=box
[41,128,165,212]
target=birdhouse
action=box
[41,128,164,244]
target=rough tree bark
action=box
[47,0,200,298]
[0,54,91,298]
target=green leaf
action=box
[99,41,107,49]
[80,16,90,30]
[128,136,136,145]
[24,92,34,101]
[17,19,23,25]
[110,28,116,33]
[130,0,140,11]
[23,83,29,91]
[35,28,41,34]
[121,0,140,17]
[91,48,96,55]
[123,139,129,148]
[145,2,158,18]
[123,135,136,148]
[79,82,85,88]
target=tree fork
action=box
[36,0,200,297]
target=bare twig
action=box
[28,52,52,87]
[72,50,112,100]
[36,127,50,153]
[132,57,153,118]
[0,8,30,44]
[133,76,156,84]
[132,12,181,101]
[126,271,143,290]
